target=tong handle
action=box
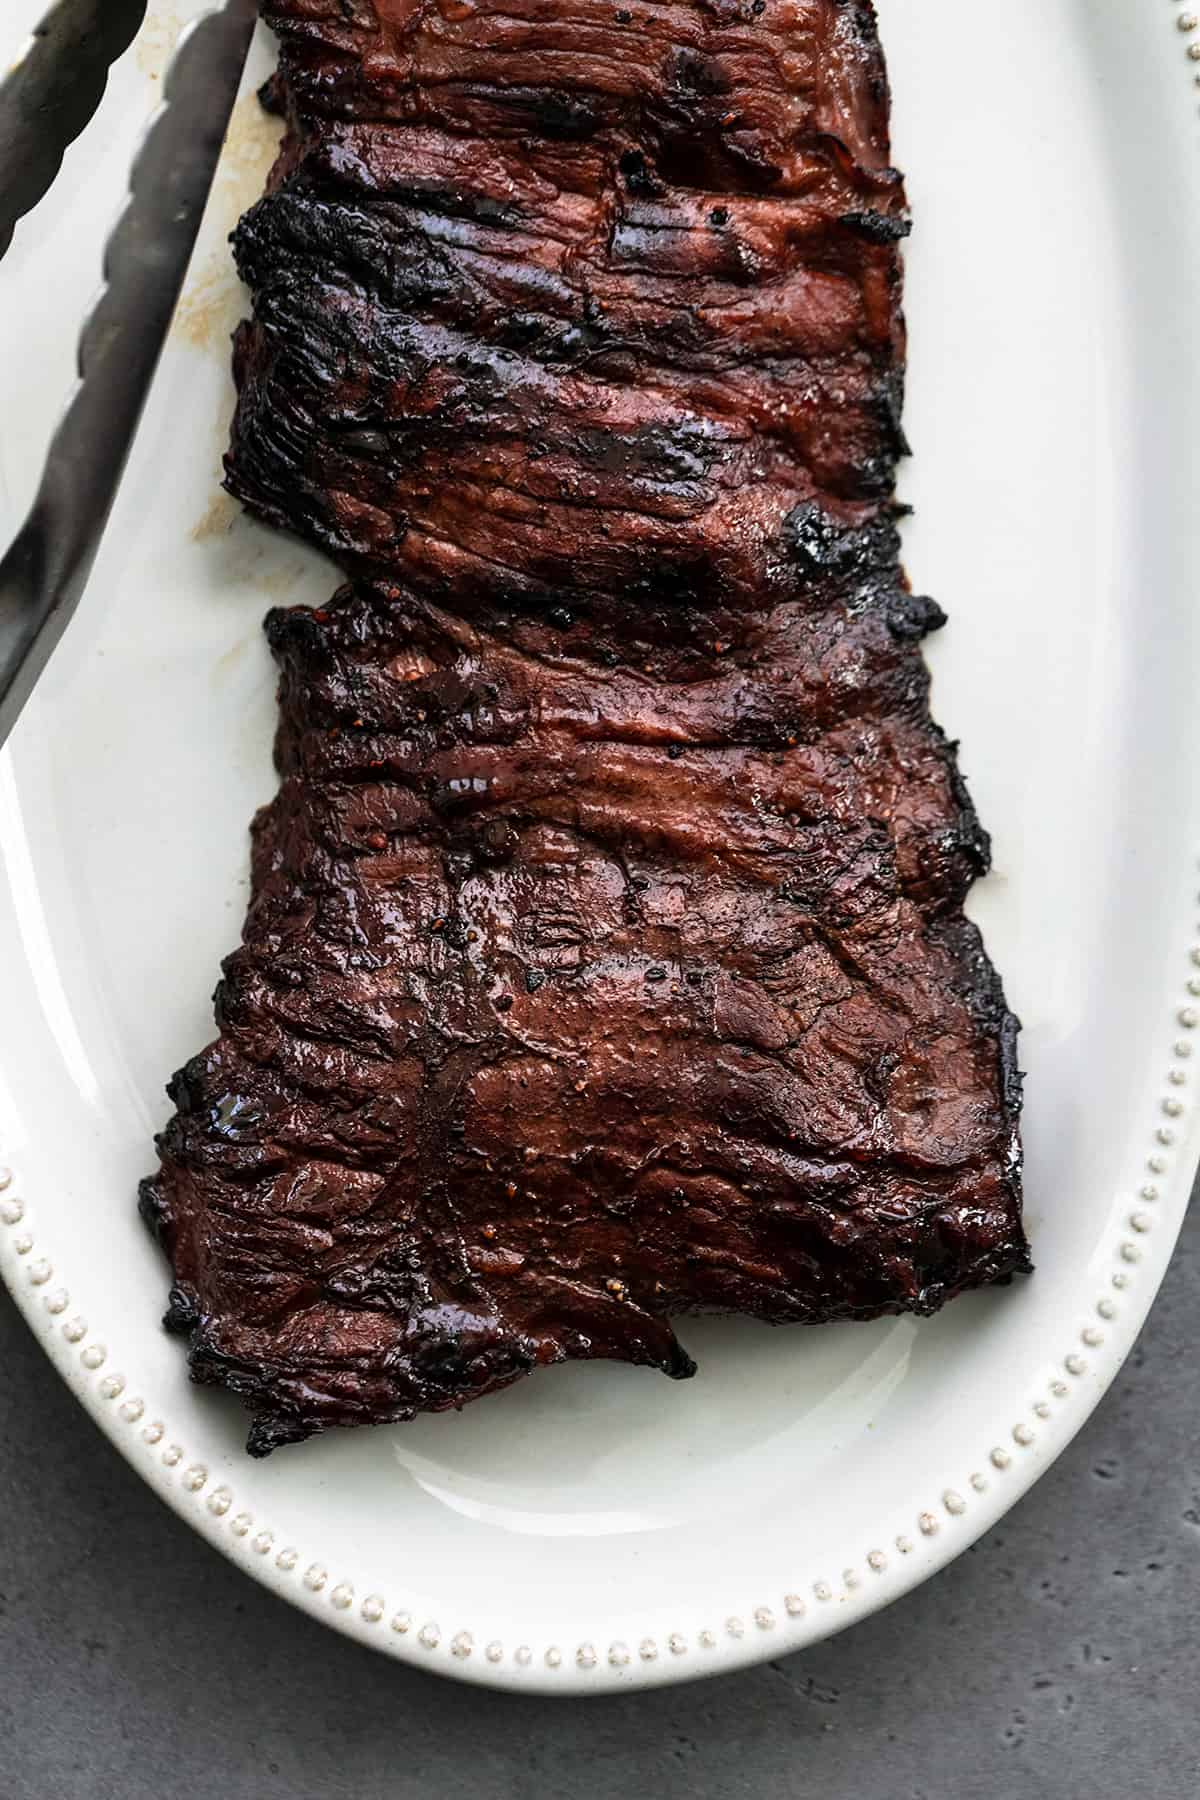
[0,0,149,263]
[0,0,260,748]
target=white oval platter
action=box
[1,0,1199,1695]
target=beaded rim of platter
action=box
[1,3,1199,1692]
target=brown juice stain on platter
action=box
[255,558,311,598]
[219,92,287,218]
[191,494,239,543]
[173,261,238,351]
[171,73,310,643]
[215,635,250,676]
[191,492,313,604]
[135,3,182,79]
[171,95,283,353]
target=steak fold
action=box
[141,0,1028,1453]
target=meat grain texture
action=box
[141,0,1029,1454]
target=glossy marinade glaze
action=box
[140,0,1028,1453]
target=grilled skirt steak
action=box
[141,0,1028,1453]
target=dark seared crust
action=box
[143,0,1028,1453]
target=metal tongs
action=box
[0,0,258,747]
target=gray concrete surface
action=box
[2,1202,1197,1800]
